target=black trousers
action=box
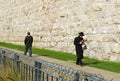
[76,57,83,65]
[24,46,32,57]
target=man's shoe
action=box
[76,63,79,65]
[80,64,84,66]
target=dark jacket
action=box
[24,35,33,47]
[74,36,83,59]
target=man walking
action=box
[24,32,33,57]
[74,32,85,66]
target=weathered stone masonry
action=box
[0,0,120,62]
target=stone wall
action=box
[0,0,120,62]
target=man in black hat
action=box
[74,32,85,66]
[24,32,33,57]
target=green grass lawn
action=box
[0,42,120,73]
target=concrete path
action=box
[1,46,120,81]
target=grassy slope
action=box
[0,42,120,73]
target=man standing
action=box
[24,32,33,57]
[74,32,85,66]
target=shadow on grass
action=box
[41,54,49,56]
[84,61,100,65]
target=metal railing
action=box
[0,48,79,81]
[0,47,107,81]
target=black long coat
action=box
[24,35,33,47]
[74,36,83,59]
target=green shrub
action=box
[0,65,22,81]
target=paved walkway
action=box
[1,46,120,81]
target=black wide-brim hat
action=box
[79,32,84,36]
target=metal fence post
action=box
[34,61,42,81]
[14,54,20,73]
[38,62,42,81]
[74,72,79,81]
[35,61,38,81]
[1,50,6,68]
